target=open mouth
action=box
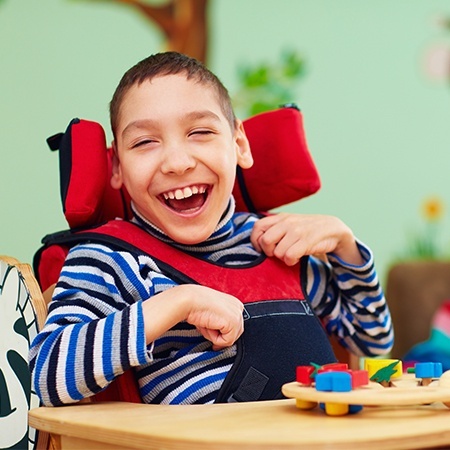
[160,184,209,213]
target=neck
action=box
[131,198,236,250]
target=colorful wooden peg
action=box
[295,398,318,410]
[316,371,352,392]
[415,362,443,386]
[315,371,352,416]
[295,366,318,410]
[350,370,369,389]
[364,359,402,387]
[317,363,349,373]
[325,402,349,416]
[296,365,316,386]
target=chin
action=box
[172,235,210,246]
[167,228,214,246]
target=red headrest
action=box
[47,106,320,229]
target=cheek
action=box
[211,143,238,168]
[119,162,154,194]
[220,152,238,177]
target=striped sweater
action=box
[29,201,393,406]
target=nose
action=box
[160,142,196,175]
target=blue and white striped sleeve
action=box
[307,240,394,357]
[29,243,153,406]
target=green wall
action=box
[1,0,450,282]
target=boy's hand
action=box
[251,213,364,266]
[185,285,245,351]
[143,285,244,350]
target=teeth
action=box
[183,187,193,198]
[163,185,205,200]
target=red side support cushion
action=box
[233,107,320,212]
[53,118,132,229]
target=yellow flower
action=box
[421,197,444,222]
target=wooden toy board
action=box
[282,373,450,407]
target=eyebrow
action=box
[184,110,222,123]
[121,110,222,138]
[121,119,157,138]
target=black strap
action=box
[227,367,269,402]
[236,166,257,213]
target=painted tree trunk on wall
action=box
[109,0,209,63]
[385,261,450,358]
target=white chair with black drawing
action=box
[0,256,49,450]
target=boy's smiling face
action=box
[111,74,253,245]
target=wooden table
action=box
[29,399,450,449]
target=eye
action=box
[189,129,215,138]
[131,138,157,149]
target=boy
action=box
[30,52,393,406]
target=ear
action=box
[110,141,123,190]
[234,120,253,169]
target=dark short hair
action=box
[110,52,236,137]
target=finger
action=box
[198,319,243,351]
[275,239,308,266]
[216,312,244,350]
[197,327,219,345]
[250,215,283,251]
[256,223,290,257]
[213,328,241,350]
[250,225,265,252]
